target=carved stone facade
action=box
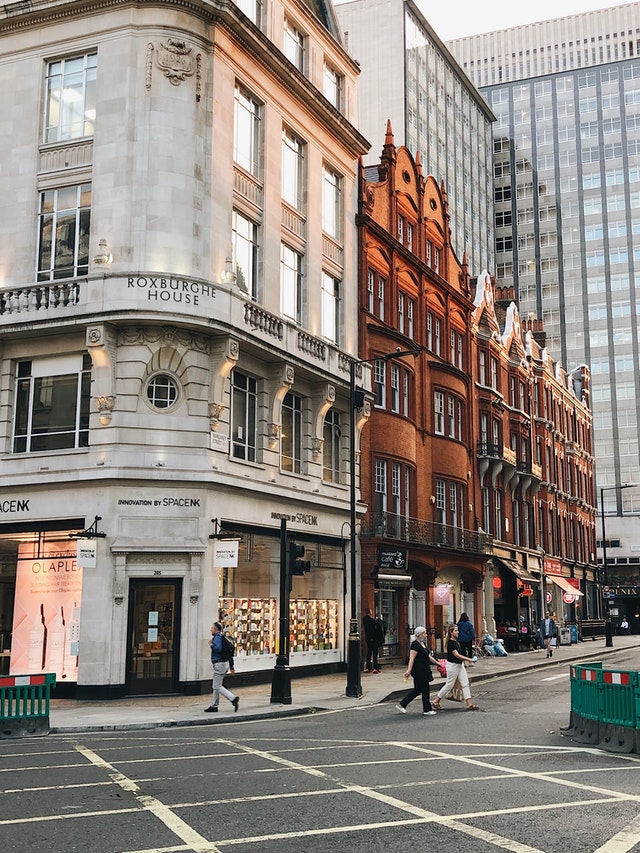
[0,0,367,697]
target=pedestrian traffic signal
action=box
[289,542,311,575]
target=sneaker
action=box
[232,696,240,712]
[204,706,218,713]
[395,704,407,714]
[423,710,437,716]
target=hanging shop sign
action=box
[76,539,97,569]
[433,585,451,605]
[213,540,239,568]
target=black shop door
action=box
[125,579,181,695]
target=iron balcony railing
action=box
[476,441,501,457]
[361,512,493,554]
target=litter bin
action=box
[559,627,571,646]
[569,624,578,644]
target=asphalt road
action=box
[2,649,640,853]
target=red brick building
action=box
[357,125,491,661]
[356,127,597,663]
[472,274,597,640]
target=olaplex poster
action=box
[9,542,83,681]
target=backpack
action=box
[219,633,235,662]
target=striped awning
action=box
[549,575,584,596]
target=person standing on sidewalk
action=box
[457,612,476,660]
[540,611,557,658]
[396,626,440,715]
[205,622,239,713]
[432,624,479,711]
[363,608,385,672]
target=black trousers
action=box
[365,642,381,670]
[459,640,474,659]
[399,676,433,712]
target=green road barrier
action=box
[0,673,56,738]
[563,662,640,753]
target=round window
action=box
[146,374,179,409]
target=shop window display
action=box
[0,525,84,681]
[218,534,341,658]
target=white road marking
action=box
[2,736,639,853]
[540,674,570,682]
[394,741,640,803]
[75,745,220,853]
[593,810,640,853]
[219,738,547,853]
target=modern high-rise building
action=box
[334,0,495,276]
[449,4,640,627]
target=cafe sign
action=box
[377,546,407,570]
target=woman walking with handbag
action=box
[432,624,479,711]
[395,627,440,715]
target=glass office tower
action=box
[450,4,640,590]
[335,0,495,275]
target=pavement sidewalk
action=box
[48,634,640,733]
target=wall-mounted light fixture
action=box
[94,395,116,425]
[93,238,113,266]
[220,256,236,285]
[267,422,281,450]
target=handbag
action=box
[437,659,447,678]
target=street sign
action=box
[603,585,610,593]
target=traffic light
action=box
[289,542,311,575]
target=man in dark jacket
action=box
[363,609,386,672]
[540,611,557,658]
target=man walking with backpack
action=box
[205,622,240,713]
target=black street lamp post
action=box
[600,483,636,647]
[346,347,419,699]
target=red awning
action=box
[549,575,584,596]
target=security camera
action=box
[396,347,401,352]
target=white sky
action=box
[337,0,637,42]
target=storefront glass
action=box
[0,525,83,680]
[375,587,399,657]
[218,533,342,657]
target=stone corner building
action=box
[0,0,368,697]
